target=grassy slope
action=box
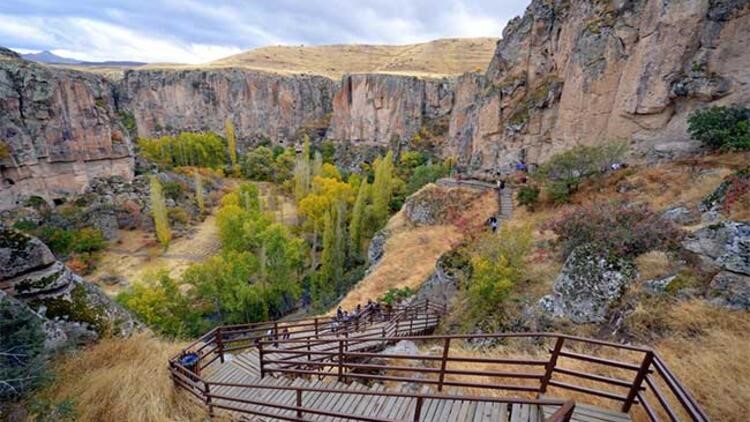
[140,38,497,79]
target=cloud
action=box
[0,0,529,63]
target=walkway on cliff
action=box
[166,297,707,422]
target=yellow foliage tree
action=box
[150,176,171,249]
[194,170,205,215]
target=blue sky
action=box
[0,0,529,63]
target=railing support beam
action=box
[437,337,451,392]
[623,351,653,413]
[540,337,564,395]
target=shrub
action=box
[38,227,74,255]
[465,225,532,319]
[517,185,540,210]
[167,207,190,225]
[378,287,414,305]
[544,202,684,259]
[547,178,579,205]
[688,105,750,151]
[71,227,106,254]
[405,163,449,194]
[161,180,184,200]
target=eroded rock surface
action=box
[0,225,140,338]
[448,0,750,176]
[0,55,134,210]
[540,244,638,324]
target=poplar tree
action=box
[371,151,394,228]
[225,118,238,173]
[349,179,368,255]
[315,209,336,305]
[150,176,171,249]
[293,137,312,200]
[312,151,323,178]
[194,170,205,215]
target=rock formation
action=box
[448,0,750,177]
[0,50,134,210]
[0,225,140,338]
[1,0,749,209]
[118,68,336,148]
[540,244,638,323]
[326,74,453,149]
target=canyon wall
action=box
[0,49,133,210]
[326,74,454,147]
[448,0,750,176]
[2,0,749,208]
[118,69,337,148]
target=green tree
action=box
[688,105,750,151]
[0,298,47,400]
[225,118,238,172]
[241,146,275,180]
[349,179,368,255]
[139,132,226,169]
[150,176,171,249]
[294,138,312,200]
[371,151,394,227]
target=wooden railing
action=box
[169,300,445,378]
[258,333,709,421]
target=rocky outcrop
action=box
[448,0,750,176]
[118,69,336,148]
[0,225,140,337]
[327,74,453,149]
[0,55,134,210]
[540,244,638,323]
[683,220,750,309]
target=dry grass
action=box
[31,334,221,422]
[142,38,497,79]
[634,251,676,282]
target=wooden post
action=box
[258,341,265,379]
[409,315,414,334]
[216,327,224,363]
[314,317,319,338]
[296,389,303,419]
[540,337,564,394]
[425,299,429,314]
[623,351,654,413]
[437,338,451,392]
[205,382,213,416]
[338,340,344,382]
[395,319,400,336]
[307,338,311,362]
[413,396,424,422]
[274,321,279,338]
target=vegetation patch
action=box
[688,105,750,151]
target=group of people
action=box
[332,300,383,334]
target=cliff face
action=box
[0,52,134,210]
[326,74,454,147]
[448,0,750,176]
[118,69,337,148]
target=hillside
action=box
[144,37,497,78]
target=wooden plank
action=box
[464,400,478,422]
[422,398,441,421]
[354,383,384,418]
[335,382,366,422]
[510,403,523,422]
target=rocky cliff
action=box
[326,74,454,148]
[0,49,134,210]
[448,0,750,176]
[118,68,337,148]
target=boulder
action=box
[683,221,750,276]
[0,225,56,280]
[540,244,637,324]
[367,229,389,266]
[662,206,700,226]
[708,271,750,310]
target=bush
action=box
[517,185,540,210]
[465,225,532,320]
[544,202,684,259]
[378,287,414,305]
[167,208,190,225]
[688,105,750,151]
[161,180,184,200]
[405,163,449,194]
[71,227,106,254]
[241,146,275,180]
[547,178,579,205]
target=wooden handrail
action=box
[171,303,708,422]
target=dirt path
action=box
[89,213,221,295]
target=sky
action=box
[0,0,530,64]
